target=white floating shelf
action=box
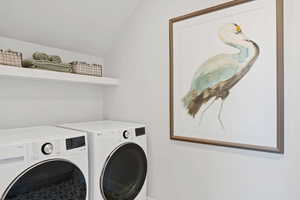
[0,65,119,86]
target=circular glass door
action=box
[100,143,147,200]
[3,160,86,200]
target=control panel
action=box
[135,127,146,137]
[66,136,86,150]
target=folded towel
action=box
[22,59,34,67]
[22,59,72,73]
[32,52,62,64]
[30,64,72,73]
[49,55,62,64]
[32,52,49,61]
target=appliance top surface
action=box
[0,126,85,145]
[58,120,145,133]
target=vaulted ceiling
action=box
[0,0,141,56]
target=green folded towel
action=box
[49,55,62,64]
[32,52,49,61]
[32,65,72,73]
[32,52,63,63]
[22,59,72,73]
[23,52,71,73]
[22,59,34,67]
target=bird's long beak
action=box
[236,26,242,33]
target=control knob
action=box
[41,143,54,155]
[123,130,130,139]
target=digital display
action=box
[135,127,146,137]
[66,136,86,150]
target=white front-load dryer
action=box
[0,126,89,200]
[58,121,147,200]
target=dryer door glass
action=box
[101,143,147,200]
[3,160,87,200]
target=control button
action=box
[123,130,130,139]
[42,143,54,155]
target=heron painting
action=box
[182,23,260,128]
[169,0,284,153]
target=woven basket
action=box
[70,61,103,77]
[0,49,22,67]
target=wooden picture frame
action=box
[169,0,284,153]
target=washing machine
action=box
[0,126,89,200]
[58,121,147,200]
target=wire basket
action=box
[0,49,22,67]
[70,61,103,77]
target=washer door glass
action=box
[101,143,147,200]
[3,160,86,200]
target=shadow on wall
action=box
[0,77,103,129]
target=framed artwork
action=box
[169,0,284,153]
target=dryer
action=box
[0,126,89,200]
[58,121,147,200]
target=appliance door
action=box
[100,142,147,200]
[1,159,87,200]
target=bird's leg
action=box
[198,98,217,126]
[217,90,229,130]
[218,100,225,130]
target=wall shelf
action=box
[0,65,119,86]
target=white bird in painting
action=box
[182,23,260,127]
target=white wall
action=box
[0,36,104,129]
[0,0,141,56]
[104,0,300,199]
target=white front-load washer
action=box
[0,126,89,200]
[58,121,147,200]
